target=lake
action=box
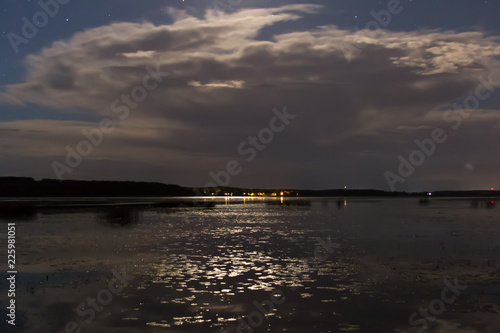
[1,197,499,332]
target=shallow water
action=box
[1,197,499,332]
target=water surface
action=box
[1,197,499,332]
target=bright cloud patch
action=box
[1,5,500,189]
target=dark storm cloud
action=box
[1,5,500,189]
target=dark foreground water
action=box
[1,197,499,332]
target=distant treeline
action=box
[0,177,194,197]
[0,177,498,198]
[428,190,500,197]
[294,189,500,197]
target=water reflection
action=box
[265,199,311,207]
[96,207,142,227]
[418,198,430,205]
[3,198,500,333]
[470,199,496,208]
[336,199,349,209]
[415,198,498,209]
[0,206,38,221]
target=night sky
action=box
[1,0,500,191]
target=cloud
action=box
[1,5,500,189]
[465,163,475,171]
[188,80,244,88]
[396,125,433,131]
[0,92,24,106]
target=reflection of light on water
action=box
[16,198,500,333]
[144,232,349,326]
[147,321,172,328]
[339,323,362,331]
[22,204,361,330]
[142,237,360,328]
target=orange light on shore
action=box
[492,188,495,191]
